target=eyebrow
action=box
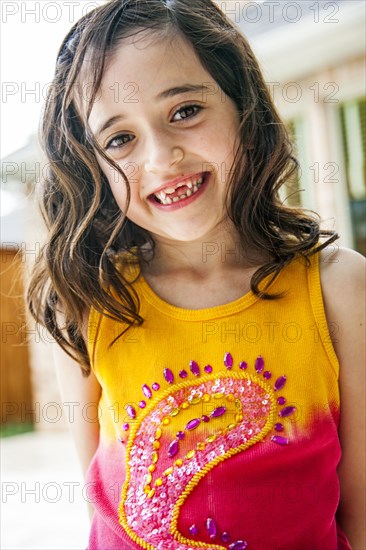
[95,84,211,138]
[157,84,211,100]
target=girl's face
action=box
[87,30,241,243]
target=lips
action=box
[148,172,209,207]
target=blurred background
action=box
[1,0,365,548]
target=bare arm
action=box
[53,309,102,518]
[320,246,366,549]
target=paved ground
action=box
[1,430,90,550]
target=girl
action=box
[27,0,365,548]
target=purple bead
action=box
[164,368,174,384]
[168,439,179,457]
[229,541,248,550]
[211,406,226,418]
[202,415,210,423]
[224,352,233,369]
[185,418,201,431]
[139,400,146,409]
[279,406,296,418]
[271,435,289,445]
[142,384,152,399]
[126,405,136,419]
[179,369,187,378]
[204,365,213,373]
[206,517,217,538]
[176,431,185,440]
[274,375,287,391]
[239,361,248,370]
[255,355,264,373]
[122,423,129,431]
[152,382,160,391]
[277,396,286,405]
[189,360,200,376]
[189,524,199,536]
[274,423,284,432]
[221,532,231,542]
[263,371,272,379]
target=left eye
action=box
[172,104,202,122]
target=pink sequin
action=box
[122,373,274,548]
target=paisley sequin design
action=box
[118,354,296,549]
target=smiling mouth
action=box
[150,173,207,206]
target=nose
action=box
[143,130,184,173]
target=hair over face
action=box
[27,0,338,375]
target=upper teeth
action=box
[154,177,204,205]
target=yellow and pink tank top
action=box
[85,251,351,550]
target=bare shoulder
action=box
[53,304,96,381]
[319,245,365,330]
[319,245,365,287]
[318,245,365,360]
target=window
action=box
[339,97,366,256]
[280,118,313,209]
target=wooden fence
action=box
[1,247,34,431]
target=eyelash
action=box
[172,103,202,122]
[105,104,202,150]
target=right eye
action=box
[105,133,134,150]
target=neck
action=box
[142,221,269,278]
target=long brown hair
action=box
[27,0,338,375]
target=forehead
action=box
[103,30,208,85]
[83,30,215,128]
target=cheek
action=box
[106,174,129,211]
[108,174,145,219]
[109,180,127,212]
[100,160,129,206]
